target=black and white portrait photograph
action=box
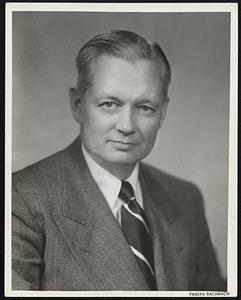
[5,2,238,297]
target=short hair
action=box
[75,30,171,98]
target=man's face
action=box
[71,55,168,172]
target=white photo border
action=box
[5,2,238,297]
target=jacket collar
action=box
[139,163,181,225]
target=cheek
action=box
[139,119,160,141]
[83,108,102,127]
[83,110,115,136]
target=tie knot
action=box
[119,181,135,204]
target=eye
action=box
[99,101,118,110]
[138,105,155,113]
[103,102,114,108]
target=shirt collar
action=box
[81,144,140,210]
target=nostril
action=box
[117,128,135,136]
[116,120,136,135]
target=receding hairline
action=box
[75,30,171,97]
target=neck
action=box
[82,147,136,180]
[101,162,136,180]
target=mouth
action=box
[109,140,139,150]
[110,140,139,145]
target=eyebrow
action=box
[95,95,121,102]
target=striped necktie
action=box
[119,181,157,290]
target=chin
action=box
[107,152,142,165]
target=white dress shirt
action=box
[82,144,144,224]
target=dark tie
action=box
[119,181,157,290]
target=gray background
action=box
[12,12,230,278]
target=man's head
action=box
[70,30,171,179]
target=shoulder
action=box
[141,162,200,192]
[12,137,83,214]
[12,148,66,219]
[12,148,63,191]
[12,136,81,187]
[140,162,204,213]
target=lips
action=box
[110,140,139,145]
[109,140,139,150]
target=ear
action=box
[69,87,84,124]
[159,96,169,129]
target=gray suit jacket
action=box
[12,137,226,290]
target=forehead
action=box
[90,55,165,99]
[93,55,160,82]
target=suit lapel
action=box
[140,165,189,291]
[53,138,149,290]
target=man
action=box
[12,30,226,291]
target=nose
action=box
[115,106,136,135]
